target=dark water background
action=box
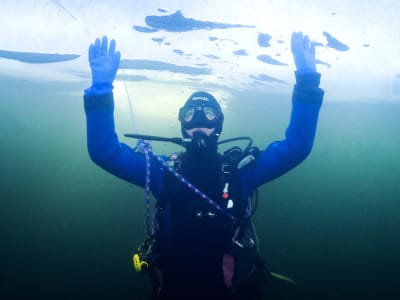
[1,77,399,299]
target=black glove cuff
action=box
[84,93,114,111]
[295,71,321,88]
[84,83,114,96]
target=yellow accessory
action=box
[133,253,149,272]
[270,272,296,285]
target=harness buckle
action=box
[237,154,255,169]
[221,164,231,173]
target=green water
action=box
[1,77,399,299]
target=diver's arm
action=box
[85,93,150,188]
[253,72,323,186]
[252,32,324,187]
[83,36,163,191]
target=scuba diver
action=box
[83,32,324,300]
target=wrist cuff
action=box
[84,83,114,96]
[84,93,114,111]
[294,71,321,88]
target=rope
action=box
[123,80,139,133]
[136,140,154,236]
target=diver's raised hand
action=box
[88,36,120,87]
[291,32,316,72]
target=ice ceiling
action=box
[1,0,400,101]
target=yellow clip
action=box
[133,253,149,272]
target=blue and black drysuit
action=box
[84,71,324,300]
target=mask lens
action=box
[179,105,220,123]
[203,106,218,121]
[180,107,195,122]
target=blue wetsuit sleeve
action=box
[251,71,324,188]
[83,92,163,195]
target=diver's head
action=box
[178,91,224,156]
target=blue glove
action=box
[87,36,120,94]
[291,32,316,73]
